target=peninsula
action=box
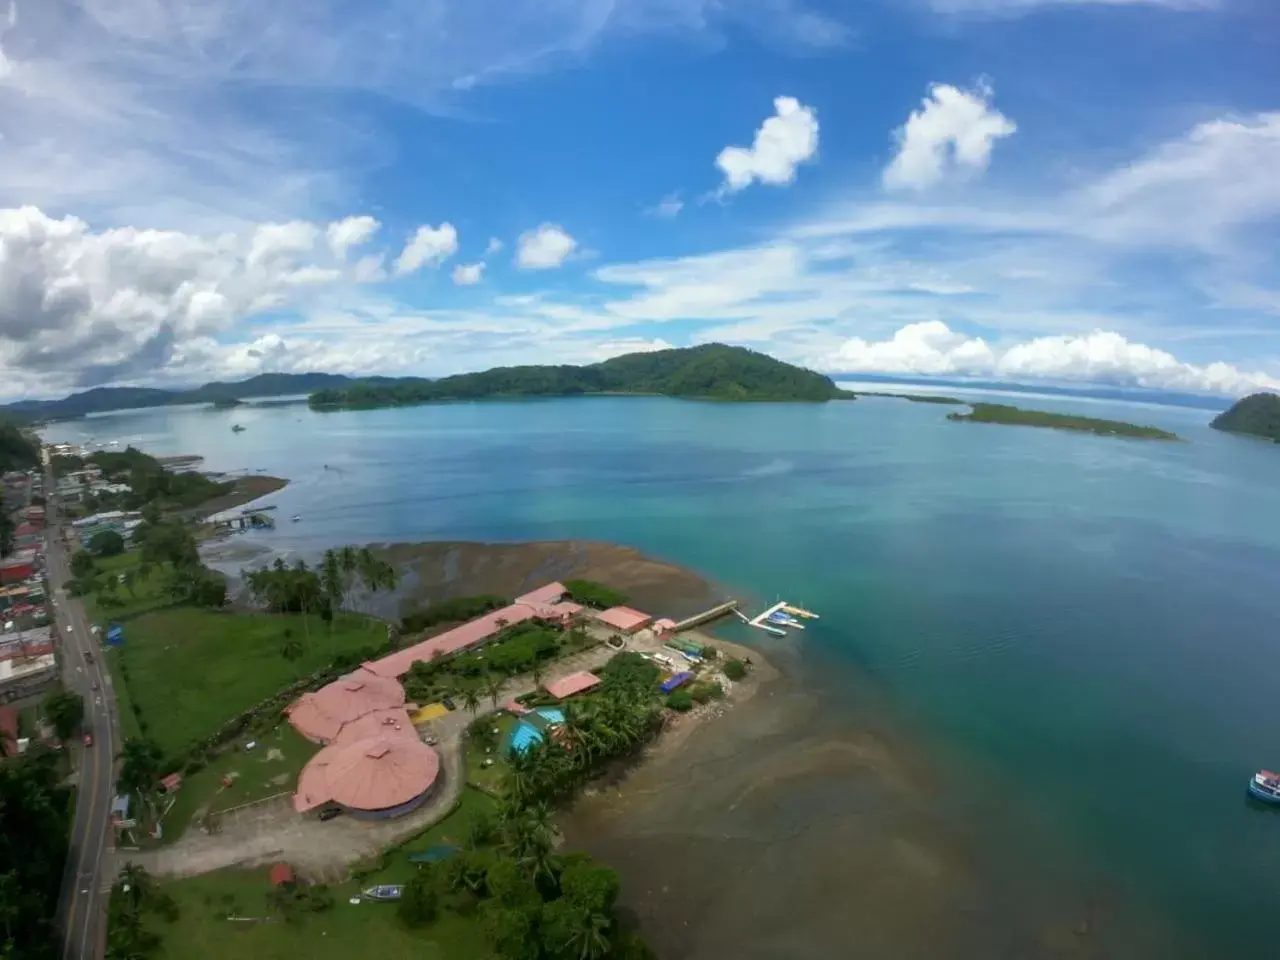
[1209,393,1280,443]
[307,343,854,409]
[948,403,1181,440]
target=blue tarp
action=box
[409,844,460,864]
[106,624,124,645]
[661,671,693,693]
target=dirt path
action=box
[119,623,764,881]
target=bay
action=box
[43,389,1280,957]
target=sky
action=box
[0,0,1278,400]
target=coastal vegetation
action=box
[308,344,854,409]
[947,403,1180,440]
[855,391,964,404]
[1209,392,1280,443]
[563,579,628,609]
[0,418,40,471]
[0,744,73,960]
[401,594,508,633]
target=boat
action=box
[291,515,302,522]
[1248,770,1280,804]
[362,885,403,901]
[782,604,820,620]
[756,623,786,637]
[231,424,245,433]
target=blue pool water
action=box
[536,708,566,724]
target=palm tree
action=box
[530,659,545,691]
[338,545,359,609]
[462,686,481,718]
[483,672,503,710]
[116,863,153,913]
[559,906,612,960]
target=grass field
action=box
[153,790,498,960]
[113,606,387,756]
[466,714,517,796]
[85,550,174,622]
[158,723,318,843]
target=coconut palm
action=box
[483,672,503,710]
[462,686,481,717]
[116,863,153,913]
[558,906,613,960]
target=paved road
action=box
[49,492,118,960]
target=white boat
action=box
[291,515,302,522]
[362,885,403,901]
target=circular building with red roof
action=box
[294,733,441,819]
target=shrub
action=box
[89,530,125,557]
[398,869,439,926]
[666,689,693,712]
[564,579,628,610]
[723,658,748,681]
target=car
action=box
[65,625,73,632]
[442,696,457,711]
[84,651,94,663]
[91,681,99,691]
[424,734,438,746]
[319,808,342,822]
[83,732,93,747]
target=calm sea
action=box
[43,389,1280,955]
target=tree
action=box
[88,530,125,557]
[484,672,503,710]
[483,903,542,960]
[462,686,481,718]
[118,738,163,797]
[560,862,620,915]
[397,868,439,926]
[44,690,84,741]
[121,568,137,599]
[723,658,748,681]
[541,899,612,960]
[70,550,96,580]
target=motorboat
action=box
[1248,770,1280,804]
[362,885,403,901]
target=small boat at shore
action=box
[362,885,403,901]
[1248,770,1280,804]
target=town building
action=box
[591,605,654,635]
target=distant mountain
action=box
[1210,393,1280,442]
[1,372,359,422]
[308,344,852,410]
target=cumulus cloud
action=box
[517,224,577,269]
[452,262,485,285]
[394,223,459,276]
[716,96,819,195]
[883,82,1016,191]
[822,322,1280,396]
[484,237,504,256]
[326,216,381,259]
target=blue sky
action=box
[0,0,1277,398]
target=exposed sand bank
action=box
[188,474,288,519]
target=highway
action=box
[49,487,118,960]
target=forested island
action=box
[1209,393,1280,443]
[308,344,854,408]
[948,403,1181,440]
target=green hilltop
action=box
[308,343,854,408]
[1210,393,1280,443]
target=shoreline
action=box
[187,473,288,520]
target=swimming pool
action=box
[507,707,567,754]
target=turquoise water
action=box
[509,707,567,754]
[45,391,1280,954]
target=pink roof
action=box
[545,670,602,700]
[515,582,569,605]
[653,617,678,632]
[367,584,582,679]
[287,669,406,742]
[593,606,653,631]
[294,735,440,813]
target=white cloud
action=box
[394,223,459,276]
[883,82,1016,191]
[647,194,685,218]
[452,262,485,286]
[484,237,504,257]
[326,216,381,259]
[716,96,819,195]
[517,224,577,270]
[821,322,1280,396]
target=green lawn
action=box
[154,866,495,960]
[362,787,496,886]
[158,723,318,844]
[466,714,517,795]
[112,606,387,756]
[85,550,174,622]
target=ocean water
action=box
[44,390,1280,955]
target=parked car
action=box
[442,696,457,711]
[83,732,93,747]
[319,808,342,822]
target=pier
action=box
[671,600,740,632]
[739,599,817,636]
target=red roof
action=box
[269,862,294,886]
[287,668,406,742]
[593,606,653,632]
[545,671,602,700]
[160,773,182,792]
[294,734,440,813]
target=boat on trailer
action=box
[1248,770,1280,804]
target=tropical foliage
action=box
[402,621,573,705]
[948,403,1179,440]
[89,529,126,557]
[43,689,85,741]
[400,594,507,633]
[1210,392,1280,443]
[563,579,627,610]
[309,343,852,409]
[88,447,232,510]
[0,745,72,960]
[106,863,178,960]
[0,420,39,473]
